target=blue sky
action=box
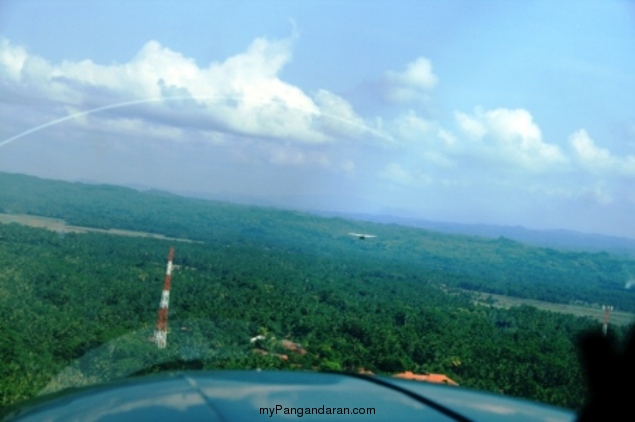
[1,0,634,238]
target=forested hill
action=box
[2,171,634,312]
[1,171,635,412]
[323,212,635,258]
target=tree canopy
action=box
[1,172,633,411]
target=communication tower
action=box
[601,305,613,336]
[154,247,175,349]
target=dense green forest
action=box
[2,172,635,312]
[1,172,634,412]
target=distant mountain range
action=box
[160,186,635,258]
[69,178,635,259]
[309,211,635,258]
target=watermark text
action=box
[260,404,376,417]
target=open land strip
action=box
[0,213,201,243]
[466,289,635,326]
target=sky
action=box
[1,0,634,238]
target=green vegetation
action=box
[2,172,634,313]
[1,172,634,411]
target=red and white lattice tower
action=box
[602,305,613,336]
[154,247,175,349]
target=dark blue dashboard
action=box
[3,370,576,421]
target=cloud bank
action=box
[0,36,385,149]
[1,34,634,238]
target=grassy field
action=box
[0,213,199,243]
[468,290,635,326]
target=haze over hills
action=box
[11,173,635,259]
[169,186,635,258]
[23,174,635,259]
[315,212,635,259]
[2,170,635,311]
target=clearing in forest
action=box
[468,290,635,326]
[0,213,199,243]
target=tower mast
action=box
[602,305,613,337]
[154,247,175,349]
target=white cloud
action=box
[0,38,28,81]
[0,36,389,151]
[313,89,371,140]
[569,129,635,176]
[394,110,434,141]
[387,111,457,167]
[382,57,438,103]
[455,111,486,139]
[570,129,611,165]
[485,108,541,147]
[454,107,566,169]
[388,57,437,90]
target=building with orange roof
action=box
[393,371,458,386]
[280,340,307,355]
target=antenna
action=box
[602,305,613,336]
[154,247,175,349]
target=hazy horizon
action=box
[1,1,634,238]
[5,169,635,244]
